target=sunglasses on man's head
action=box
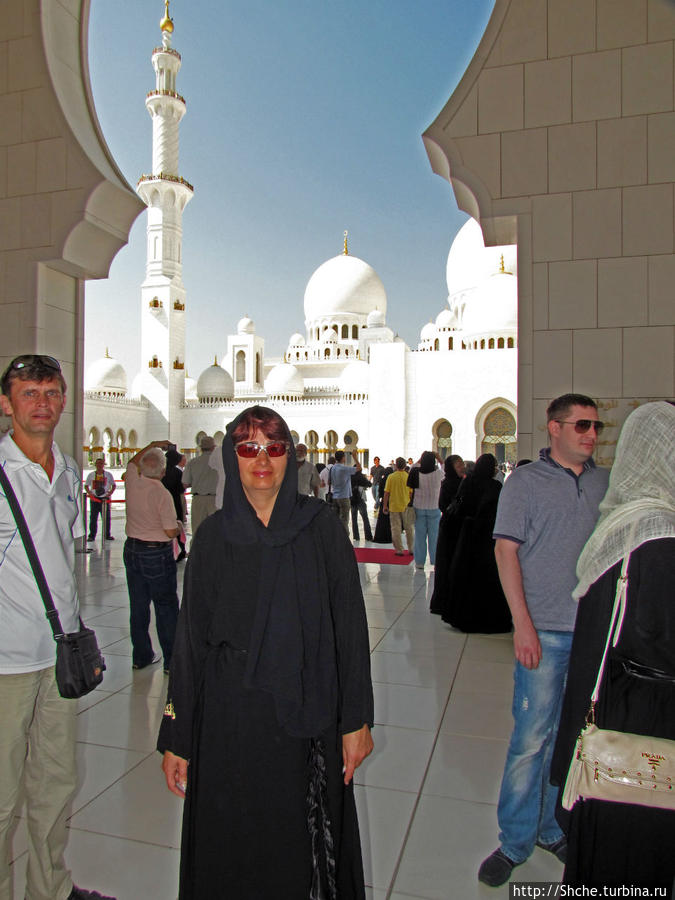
[10,354,62,373]
[554,419,605,434]
[234,440,289,459]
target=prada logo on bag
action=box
[642,752,666,769]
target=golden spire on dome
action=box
[499,254,505,274]
[213,355,218,366]
[160,0,174,33]
[104,347,110,358]
[343,230,349,256]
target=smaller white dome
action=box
[435,307,457,329]
[420,321,436,341]
[265,364,304,396]
[85,352,127,395]
[237,316,255,334]
[184,372,198,401]
[366,309,385,327]
[340,361,369,395]
[288,332,305,346]
[197,363,234,400]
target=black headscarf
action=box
[220,406,335,738]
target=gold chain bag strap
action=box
[562,552,675,811]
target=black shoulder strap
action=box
[0,464,65,639]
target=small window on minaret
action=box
[236,350,246,382]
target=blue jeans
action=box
[123,540,179,669]
[497,629,573,863]
[413,508,440,565]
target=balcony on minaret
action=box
[149,297,163,309]
[173,300,185,311]
[149,356,163,369]
[173,359,184,370]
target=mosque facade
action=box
[83,8,517,468]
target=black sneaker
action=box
[536,836,567,864]
[105,535,115,540]
[69,887,117,900]
[478,848,518,886]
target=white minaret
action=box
[136,0,193,441]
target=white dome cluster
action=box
[418,218,517,353]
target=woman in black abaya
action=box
[551,401,675,890]
[158,406,374,899]
[431,454,511,632]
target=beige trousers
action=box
[0,667,77,900]
[390,507,415,553]
[190,494,216,541]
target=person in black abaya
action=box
[372,465,393,544]
[438,454,465,513]
[162,447,187,561]
[158,405,374,900]
[431,453,511,632]
[550,401,675,891]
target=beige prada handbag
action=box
[562,553,675,812]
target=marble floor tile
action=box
[355,784,418,891]
[440,689,513,740]
[373,681,449,731]
[356,724,436,793]
[422,732,508,805]
[370,649,461,688]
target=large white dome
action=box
[461,272,517,338]
[265,363,304,396]
[446,219,486,297]
[85,352,127,395]
[304,254,387,322]
[196,363,234,400]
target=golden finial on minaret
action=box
[104,347,110,358]
[343,230,349,256]
[160,0,174,33]
[499,254,505,274]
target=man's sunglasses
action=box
[10,354,62,373]
[234,440,290,459]
[554,419,605,434]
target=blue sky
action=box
[85,0,495,381]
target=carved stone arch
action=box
[474,398,517,464]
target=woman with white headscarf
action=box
[551,401,675,890]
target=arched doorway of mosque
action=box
[305,430,319,463]
[480,404,517,464]
[432,419,453,459]
[324,430,338,462]
[343,429,362,464]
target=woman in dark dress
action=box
[158,406,374,899]
[438,454,465,513]
[431,454,511,632]
[551,400,675,890]
[372,465,393,544]
[162,447,187,561]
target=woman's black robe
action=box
[431,476,511,633]
[551,537,675,890]
[158,506,374,899]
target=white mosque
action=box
[84,5,517,469]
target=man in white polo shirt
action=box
[0,354,115,900]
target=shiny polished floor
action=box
[8,508,563,899]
